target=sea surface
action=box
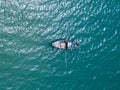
[0,0,120,90]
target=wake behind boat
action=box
[52,40,78,49]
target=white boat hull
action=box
[52,41,65,49]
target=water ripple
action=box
[0,0,120,89]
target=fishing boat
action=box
[52,40,78,49]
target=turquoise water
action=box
[0,0,120,90]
